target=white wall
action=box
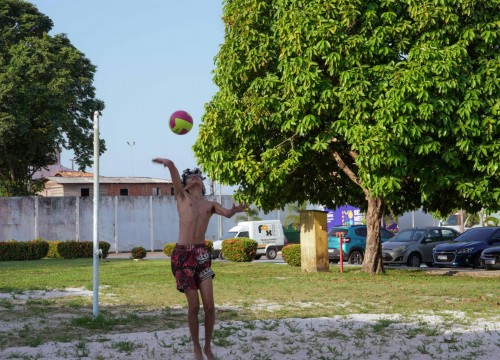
[0,196,284,252]
[397,209,439,230]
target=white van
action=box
[212,220,286,260]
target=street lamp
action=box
[127,141,135,176]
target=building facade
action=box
[40,171,173,197]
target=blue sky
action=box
[30,1,228,190]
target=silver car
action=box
[382,227,460,267]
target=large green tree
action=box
[0,0,105,196]
[194,0,500,273]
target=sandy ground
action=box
[1,314,499,359]
[1,288,499,360]
[2,256,500,360]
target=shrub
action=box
[0,241,17,261]
[0,239,49,261]
[58,241,90,259]
[46,241,61,258]
[162,243,176,257]
[282,244,301,266]
[222,238,257,262]
[205,239,213,253]
[57,241,111,259]
[163,240,214,257]
[29,238,49,259]
[131,246,147,259]
[99,241,111,259]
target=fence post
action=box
[34,196,39,239]
[150,196,154,251]
[114,196,119,253]
[76,196,80,242]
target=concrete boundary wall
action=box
[0,196,283,252]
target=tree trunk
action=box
[362,195,385,274]
[331,150,386,275]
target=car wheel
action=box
[219,251,225,260]
[254,255,262,260]
[348,251,363,265]
[472,255,483,269]
[407,253,421,268]
[266,247,277,260]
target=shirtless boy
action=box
[153,158,247,360]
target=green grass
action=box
[0,258,499,319]
[0,258,499,352]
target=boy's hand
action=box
[152,158,172,167]
[232,203,249,213]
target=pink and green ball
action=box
[169,110,193,135]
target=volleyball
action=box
[169,110,193,135]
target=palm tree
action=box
[234,207,262,223]
[485,216,499,226]
[284,202,307,230]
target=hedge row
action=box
[162,239,300,265]
[57,241,111,259]
[0,239,49,261]
[0,240,111,261]
[162,240,214,257]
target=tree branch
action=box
[331,150,368,198]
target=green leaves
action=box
[195,0,500,214]
[0,1,104,195]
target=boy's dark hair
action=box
[181,168,206,195]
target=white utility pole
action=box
[92,111,100,319]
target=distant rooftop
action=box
[54,171,93,178]
[45,176,171,184]
[33,153,171,184]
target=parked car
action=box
[480,246,500,270]
[382,227,460,267]
[328,225,394,265]
[433,227,500,268]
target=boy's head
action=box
[181,167,206,195]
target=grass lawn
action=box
[0,258,499,349]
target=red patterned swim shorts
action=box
[170,244,215,293]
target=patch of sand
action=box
[0,287,92,300]
[1,313,498,359]
[0,289,499,359]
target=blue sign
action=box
[326,205,364,231]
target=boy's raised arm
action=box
[152,158,184,197]
[213,202,248,218]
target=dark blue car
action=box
[433,227,500,268]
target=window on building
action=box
[81,188,90,197]
[153,187,161,196]
[120,188,129,196]
[171,187,175,195]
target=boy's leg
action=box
[184,289,203,360]
[199,277,215,359]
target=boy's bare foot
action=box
[194,345,204,360]
[204,345,215,360]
